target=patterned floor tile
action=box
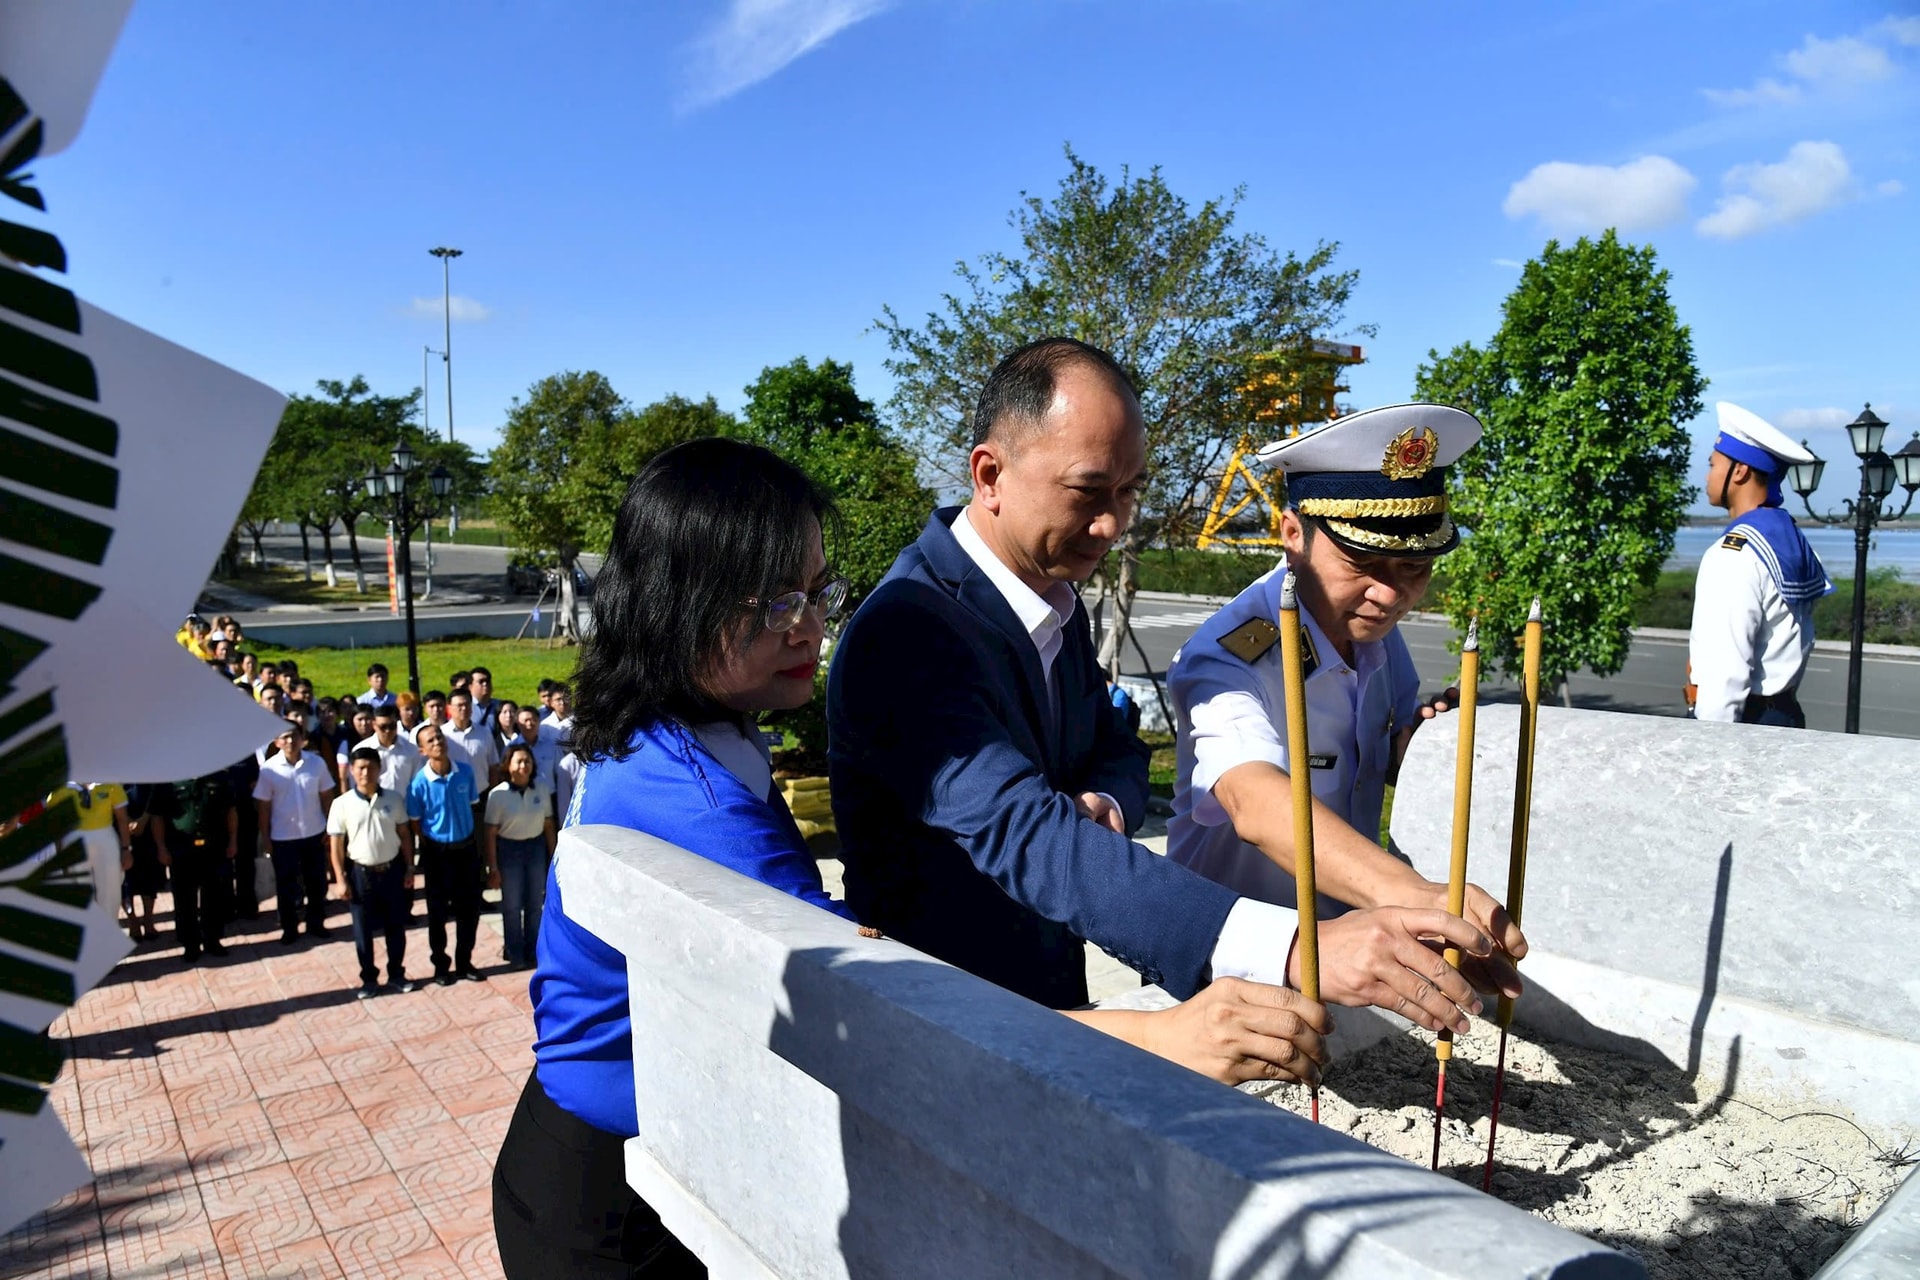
[305,1170,408,1233]
[284,1131,390,1193]
[392,1026,480,1069]
[323,1205,440,1277]
[245,1233,348,1279]
[433,1069,521,1118]
[261,1084,352,1130]
[454,1101,516,1157]
[371,1117,471,1172]
[451,1225,503,1276]
[196,1161,309,1221]
[271,1111,377,1163]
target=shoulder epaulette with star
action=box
[1218,617,1317,677]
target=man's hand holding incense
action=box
[1296,907,1500,1036]
[1067,977,1331,1087]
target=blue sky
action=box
[35,1,1920,511]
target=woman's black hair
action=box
[571,437,835,764]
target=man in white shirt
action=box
[356,705,422,794]
[361,662,397,710]
[539,684,573,741]
[1687,402,1833,726]
[253,718,338,945]
[327,748,416,997]
[441,690,500,787]
[511,707,563,802]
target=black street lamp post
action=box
[1788,404,1920,734]
[366,441,454,696]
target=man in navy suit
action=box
[829,339,1507,1074]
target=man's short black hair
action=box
[469,666,493,683]
[350,701,374,718]
[537,678,554,695]
[349,747,382,767]
[372,704,398,722]
[969,337,1139,451]
[423,689,447,705]
[367,662,389,679]
[450,670,470,688]
[279,659,300,678]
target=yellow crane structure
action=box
[1196,339,1364,549]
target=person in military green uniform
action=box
[150,769,238,963]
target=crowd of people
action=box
[40,620,578,999]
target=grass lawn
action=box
[246,637,579,707]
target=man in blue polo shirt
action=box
[409,723,491,984]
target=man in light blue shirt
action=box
[408,724,489,983]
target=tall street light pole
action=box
[429,246,461,442]
[429,245,462,536]
[1788,404,1920,734]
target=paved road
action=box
[1107,594,1920,740]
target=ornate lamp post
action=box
[429,245,461,533]
[1789,404,1920,733]
[366,441,455,696]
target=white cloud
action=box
[1703,78,1802,108]
[1502,155,1696,234]
[1697,140,1855,238]
[1783,33,1897,86]
[1776,407,1855,433]
[1876,178,1905,196]
[1491,258,1525,269]
[680,0,891,112]
[1705,28,1903,106]
[409,295,491,322]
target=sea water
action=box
[1666,524,1919,576]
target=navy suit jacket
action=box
[827,508,1238,1006]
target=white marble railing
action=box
[556,823,1641,1279]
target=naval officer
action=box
[1687,402,1833,727]
[1167,403,1525,998]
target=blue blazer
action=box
[827,509,1238,1006]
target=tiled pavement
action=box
[3,895,533,1279]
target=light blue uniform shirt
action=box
[407,760,478,843]
[1168,564,1420,912]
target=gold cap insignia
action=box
[1382,426,1440,480]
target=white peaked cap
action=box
[1716,402,1815,466]
[1254,403,1482,474]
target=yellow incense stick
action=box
[1436,618,1480,1065]
[1276,571,1319,1007]
[1495,598,1543,1030]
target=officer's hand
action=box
[1073,792,1125,834]
[1416,686,1461,722]
[1143,977,1331,1087]
[1300,907,1500,1035]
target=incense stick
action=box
[1276,571,1321,1124]
[1432,618,1479,1170]
[1483,597,1542,1192]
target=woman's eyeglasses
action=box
[744,577,850,633]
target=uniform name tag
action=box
[1307,753,1337,770]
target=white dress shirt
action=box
[354,732,422,795]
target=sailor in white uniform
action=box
[1688,402,1833,727]
[1167,404,1525,988]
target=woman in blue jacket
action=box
[492,438,852,1278]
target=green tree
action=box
[271,377,424,591]
[737,358,932,769]
[1414,231,1706,696]
[877,146,1368,675]
[621,393,741,470]
[488,371,635,640]
[740,358,931,605]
